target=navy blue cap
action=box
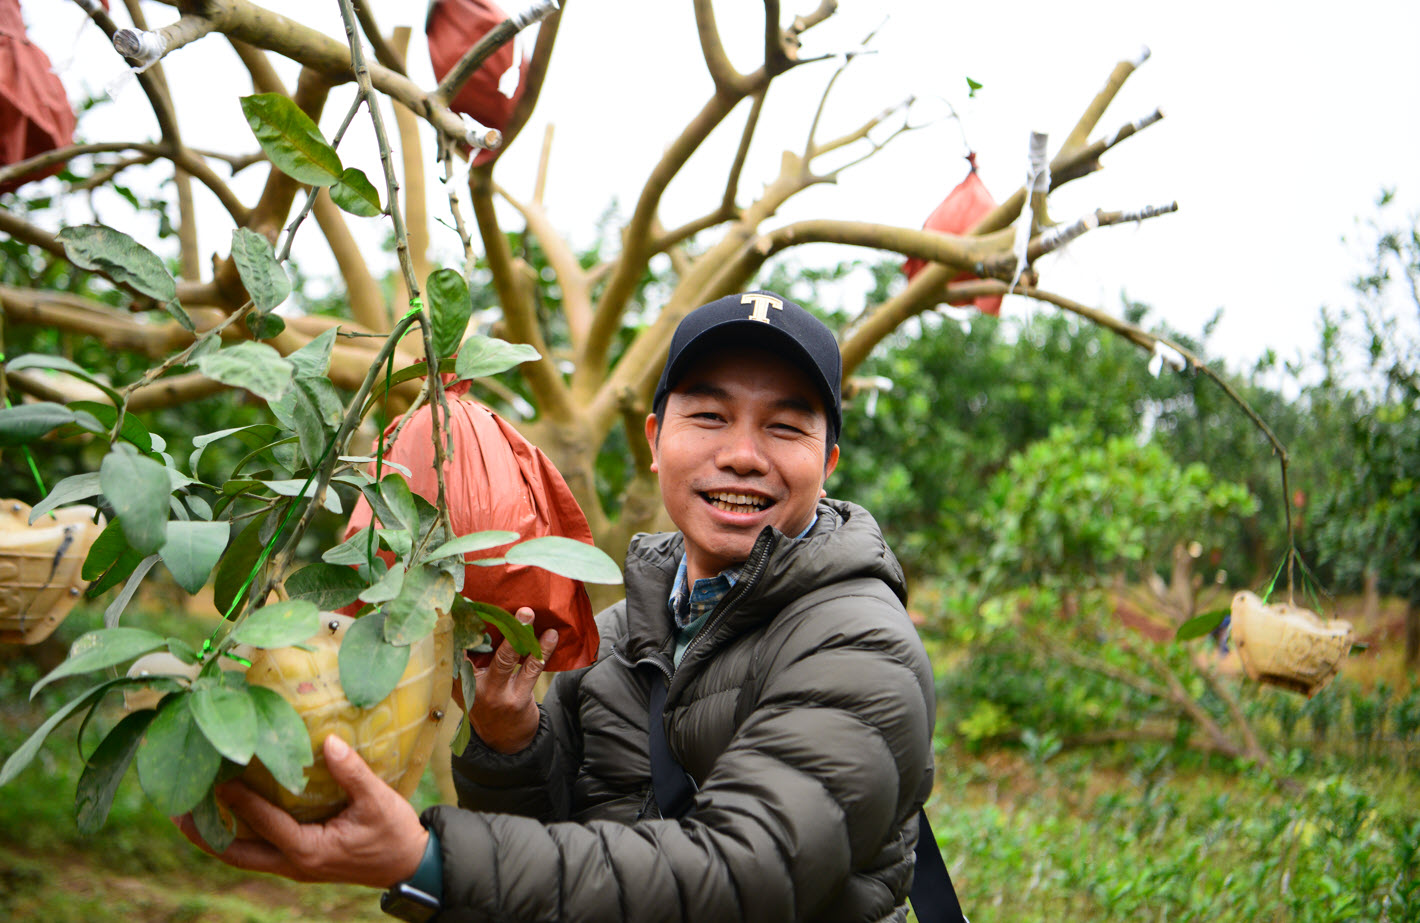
[652,291,842,439]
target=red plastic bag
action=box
[0,0,77,194]
[343,396,599,672]
[901,154,1002,316]
[426,0,528,166]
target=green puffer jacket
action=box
[423,499,937,922]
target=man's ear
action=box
[644,413,660,473]
[820,444,839,497]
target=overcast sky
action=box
[17,1,1420,377]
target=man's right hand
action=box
[468,606,558,754]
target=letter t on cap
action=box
[742,293,783,323]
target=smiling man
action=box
[181,291,939,923]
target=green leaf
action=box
[100,445,171,555]
[102,553,160,628]
[262,478,342,514]
[230,227,291,313]
[239,93,343,187]
[231,599,321,649]
[68,401,154,454]
[159,520,231,594]
[380,565,454,646]
[377,528,412,558]
[426,530,519,562]
[213,518,268,619]
[379,473,419,535]
[505,536,623,585]
[1,678,127,786]
[31,627,167,699]
[289,377,344,469]
[196,341,294,403]
[359,560,405,605]
[86,544,146,600]
[966,76,983,97]
[285,562,366,610]
[338,613,411,707]
[248,685,313,795]
[55,224,178,306]
[330,167,381,217]
[454,334,541,380]
[168,636,200,665]
[28,472,103,523]
[427,269,472,361]
[191,786,236,854]
[76,708,155,834]
[190,680,258,764]
[0,401,104,446]
[288,327,338,380]
[462,600,538,657]
[1175,608,1230,642]
[322,526,375,567]
[246,310,287,341]
[82,518,130,581]
[137,695,222,816]
[189,423,281,477]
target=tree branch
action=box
[468,170,573,422]
[432,0,558,109]
[496,183,592,351]
[499,0,564,157]
[1060,46,1151,156]
[351,0,405,75]
[390,27,431,308]
[310,189,388,330]
[694,0,747,93]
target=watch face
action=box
[381,883,441,922]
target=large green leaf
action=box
[288,327,338,380]
[380,565,454,646]
[28,472,103,523]
[137,695,222,816]
[330,167,381,217]
[231,599,320,649]
[288,377,344,469]
[322,526,375,567]
[426,530,519,563]
[7,355,123,406]
[213,518,268,619]
[30,627,167,699]
[505,536,623,585]
[76,708,156,834]
[454,334,541,381]
[159,520,231,594]
[67,401,154,455]
[55,224,178,305]
[427,268,472,361]
[284,562,366,610]
[197,341,294,402]
[100,445,171,555]
[190,679,258,764]
[191,786,236,854]
[379,473,419,535]
[461,600,538,657]
[0,401,103,447]
[230,227,291,313]
[337,613,410,708]
[248,685,313,795]
[359,560,405,606]
[83,518,130,581]
[239,93,342,187]
[0,678,126,786]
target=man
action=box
[180,291,937,922]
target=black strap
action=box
[646,671,965,920]
[647,670,697,819]
[911,808,967,923]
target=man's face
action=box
[646,346,839,584]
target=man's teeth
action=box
[706,492,768,513]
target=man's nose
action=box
[715,424,769,475]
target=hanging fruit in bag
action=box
[901,153,1002,316]
[0,0,78,194]
[426,0,529,165]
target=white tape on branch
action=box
[511,0,560,31]
[1009,131,1050,291]
[112,28,168,74]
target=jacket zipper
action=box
[670,528,778,688]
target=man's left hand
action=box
[174,733,428,889]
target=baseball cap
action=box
[652,291,843,440]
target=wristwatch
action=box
[381,826,443,922]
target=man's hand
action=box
[468,606,558,754]
[174,734,427,889]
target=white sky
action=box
[15,0,1420,376]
